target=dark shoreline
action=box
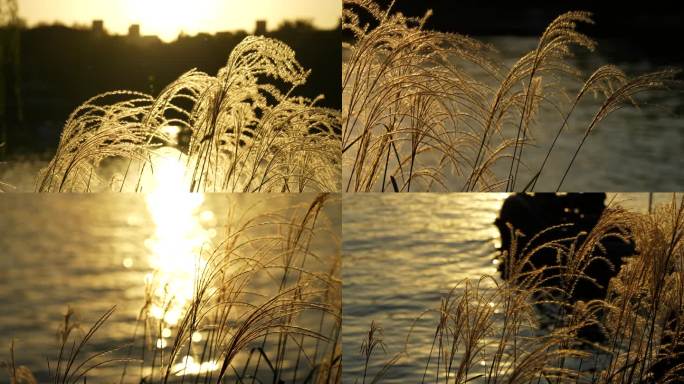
[343,1,684,62]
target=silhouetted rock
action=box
[495,193,635,341]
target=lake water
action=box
[0,193,340,383]
[341,193,676,383]
[342,36,684,191]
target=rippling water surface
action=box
[0,193,340,383]
[342,193,507,383]
[342,37,684,191]
[342,193,675,383]
[483,37,684,191]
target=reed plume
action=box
[37,37,341,192]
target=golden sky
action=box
[18,0,341,42]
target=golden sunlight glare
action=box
[19,0,341,42]
[124,0,213,42]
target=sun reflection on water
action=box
[172,356,221,377]
[144,149,205,325]
[142,137,220,375]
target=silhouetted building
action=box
[91,20,104,35]
[255,20,266,35]
[128,24,140,38]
